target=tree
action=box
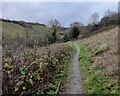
[69,21,81,39]
[71,26,80,38]
[54,20,61,28]
[48,19,54,27]
[104,10,113,17]
[64,34,69,42]
[48,19,61,28]
[70,21,83,27]
[52,28,57,42]
[48,19,62,43]
[89,12,99,25]
[99,10,117,27]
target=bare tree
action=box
[48,19,54,27]
[48,19,61,43]
[89,12,99,25]
[48,19,61,28]
[70,21,83,27]
[104,10,113,17]
[54,20,61,28]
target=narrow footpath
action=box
[69,43,83,94]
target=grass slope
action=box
[75,27,119,94]
[1,21,52,39]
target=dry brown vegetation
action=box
[81,27,118,74]
[78,27,118,94]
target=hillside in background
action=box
[1,19,58,47]
[1,11,118,41]
[1,20,51,39]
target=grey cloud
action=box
[2,2,118,27]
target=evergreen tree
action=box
[71,27,80,38]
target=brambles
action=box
[2,43,72,95]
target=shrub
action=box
[71,27,80,38]
[2,43,72,95]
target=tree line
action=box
[2,10,119,48]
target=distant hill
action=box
[1,19,52,39]
[0,18,46,27]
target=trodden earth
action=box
[68,43,83,94]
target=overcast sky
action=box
[2,2,118,27]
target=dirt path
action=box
[68,42,83,94]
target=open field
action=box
[1,21,52,39]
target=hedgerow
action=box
[2,43,72,95]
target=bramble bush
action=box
[2,43,72,95]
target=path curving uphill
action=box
[69,42,83,94]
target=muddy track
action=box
[68,42,83,94]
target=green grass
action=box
[1,21,52,39]
[32,25,51,31]
[2,21,26,38]
[75,41,119,94]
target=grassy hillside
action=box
[76,27,119,94]
[1,21,52,39]
[2,21,26,38]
